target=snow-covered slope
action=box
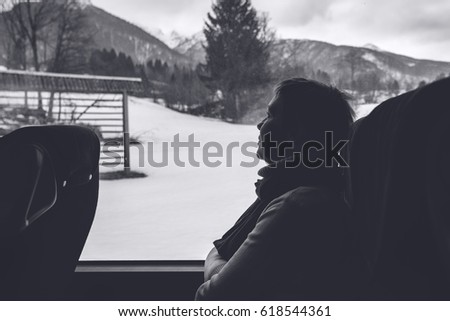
[81,97,262,260]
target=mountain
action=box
[143,28,185,49]
[363,43,381,51]
[149,30,206,65]
[84,6,192,67]
[270,39,450,87]
[167,33,450,87]
[0,4,193,68]
[171,32,206,65]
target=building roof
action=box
[0,69,145,94]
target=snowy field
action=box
[80,97,377,261]
[81,97,263,260]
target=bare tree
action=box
[2,0,92,71]
[46,0,93,119]
[1,0,57,71]
[1,5,27,69]
[1,0,57,110]
[1,0,92,115]
[47,0,92,73]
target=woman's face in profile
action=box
[256,95,292,164]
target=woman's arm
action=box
[196,197,291,300]
[195,189,346,300]
[204,247,227,282]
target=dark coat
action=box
[196,186,351,300]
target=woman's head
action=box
[257,78,354,164]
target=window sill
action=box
[76,260,204,273]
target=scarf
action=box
[213,157,343,260]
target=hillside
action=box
[167,33,450,87]
[270,39,450,87]
[84,6,192,66]
[0,4,193,68]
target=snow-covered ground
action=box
[80,97,378,261]
[81,97,263,260]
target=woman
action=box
[196,78,354,300]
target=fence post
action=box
[122,91,131,174]
[58,92,62,121]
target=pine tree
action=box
[88,49,135,77]
[203,0,271,121]
[387,79,400,95]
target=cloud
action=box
[272,0,450,60]
[99,0,206,15]
[92,0,212,35]
[254,0,334,27]
[332,0,450,41]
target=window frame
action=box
[76,260,205,273]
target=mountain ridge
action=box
[0,4,449,88]
[84,5,193,66]
[165,32,450,87]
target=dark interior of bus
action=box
[0,77,449,301]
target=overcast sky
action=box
[90,0,450,62]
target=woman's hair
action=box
[274,78,354,144]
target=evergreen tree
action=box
[203,0,272,121]
[146,60,154,71]
[387,79,400,95]
[136,64,151,96]
[88,49,136,77]
[154,59,163,74]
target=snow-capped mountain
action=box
[147,29,188,49]
[363,43,382,51]
[84,6,193,66]
[172,32,206,64]
[270,39,450,87]
[149,28,450,87]
[154,29,450,87]
[148,30,206,65]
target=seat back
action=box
[347,77,450,299]
[0,125,100,299]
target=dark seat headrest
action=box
[0,125,100,234]
[0,125,100,187]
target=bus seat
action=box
[0,125,100,299]
[347,77,450,299]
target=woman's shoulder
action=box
[260,186,348,223]
[277,185,344,207]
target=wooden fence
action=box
[0,70,144,173]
